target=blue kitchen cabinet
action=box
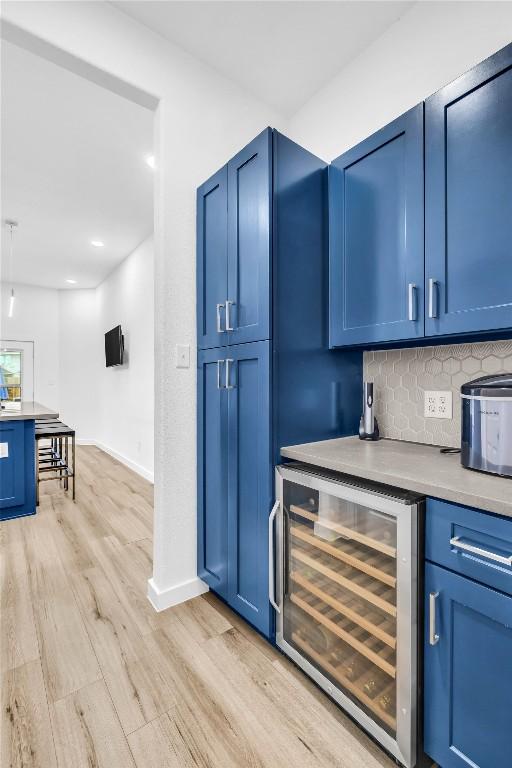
[197,130,362,638]
[0,419,36,521]
[197,347,229,599]
[197,130,271,349]
[227,128,271,346]
[425,42,512,336]
[424,561,512,768]
[329,105,424,347]
[197,166,228,350]
[227,341,272,636]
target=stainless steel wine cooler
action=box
[270,463,422,768]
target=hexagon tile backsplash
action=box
[363,340,512,448]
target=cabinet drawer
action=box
[426,498,512,596]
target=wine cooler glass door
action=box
[275,465,417,768]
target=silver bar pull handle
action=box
[216,303,225,333]
[429,591,439,646]
[225,359,235,390]
[428,278,438,319]
[225,300,236,332]
[216,360,225,390]
[408,283,417,321]
[268,500,281,613]
[450,536,512,566]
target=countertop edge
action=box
[280,445,512,518]
[0,402,59,421]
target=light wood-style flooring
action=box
[1,445,395,768]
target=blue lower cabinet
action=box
[197,348,229,599]
[0,419,35,521]
[424,561,512,768]
[227,341,272,637]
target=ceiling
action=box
[1,40,154,291]
[113,1,414,116]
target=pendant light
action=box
[5,220,18,318]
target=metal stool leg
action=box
[72,433,76,501]
[64,435,69,492]
[36,436,40,506]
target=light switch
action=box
[0,442,9,459]
[176,344,190,369]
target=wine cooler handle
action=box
[268,500,281,614]
[429,591,440,646]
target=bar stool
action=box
[35,420,76,504]
[35,419,63,468]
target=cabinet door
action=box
[425,43,512,336]
[0,421,25,509]
[329,105,424,347]
[197,166,228,350]
[227,340,272,636]
[227,129,271,345]
[197,348,228,598]
[424,562,512,768]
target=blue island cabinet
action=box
[329,104,424,347]
[425,42,512,336]
[0,419,36,521]
[197,129,362,639]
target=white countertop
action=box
[0,402,59,421]
[281,436,512,518]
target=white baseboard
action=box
[147,576,209,612]
[76,438,154,483]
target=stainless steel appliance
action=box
[270,463,423,768]
[461,374,512,477]
[359,381,379,440]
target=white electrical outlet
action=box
[424,391,453,419]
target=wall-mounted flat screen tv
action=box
[105,325,124,367]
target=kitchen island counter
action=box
[0,401,58,421]
[281,436,512,518]
[1,403,59,521]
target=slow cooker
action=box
[461,374,512,477]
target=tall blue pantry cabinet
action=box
[197,128,362,638]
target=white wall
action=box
[288,2,512,161]
[0,281,60,409]
[2,1,285,609]
[0,238,153,475]
[58,288,99,441]
[96,236,154,481]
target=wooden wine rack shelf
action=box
[290,570,396,648]
[290,521,396,587]
[291,632,397,732]
[291,546,397,618]
[290,504,396,559]
[290,591,396,678]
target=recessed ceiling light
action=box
[146,154,156,170]
[91,240,104,247]
[66,279,77,284]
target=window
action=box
[0,348,23,401]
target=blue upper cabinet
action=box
[424,561,512,768]
[227,129,272,345]
[197,347,229,598]
[425,43,512,336]
[197,166,228,349]
[227,340,272,636]
[329,105,424,347]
